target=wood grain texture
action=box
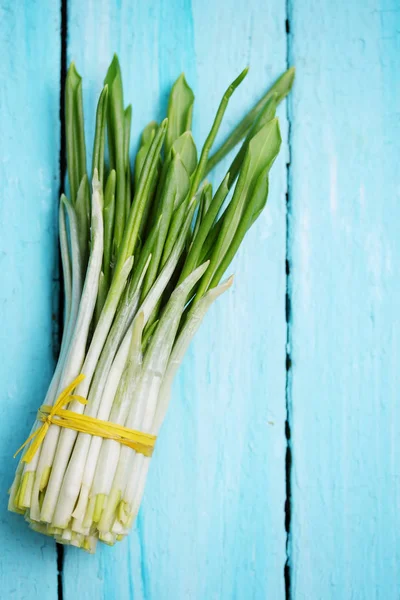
[288,0,400,597]
[0,1,60,598]
[63,0,288,598]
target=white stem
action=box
[47,257,134,527]
[53,310,143,527]
[104,263,209,532]
[23,199,83,485]
[53,258,151,527]
[37,173,103,522]
[59,197,73,327]
[121,276,234,525]
[89,313,144,500]
[72,222,193,526]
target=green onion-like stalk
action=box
[8,55,294,552]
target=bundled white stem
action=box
[70,210,196,528]
[59,197,73,327]
[53,311,144,528]
[21,198,84,490]
[118,276,234,530]
[44,255,133,525]
[10,197,85,514]
[55,257,151,528]
[96,262,209,532]
[9,56,289,551]
[31,172,103,522]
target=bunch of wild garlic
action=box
[9,55,294,552]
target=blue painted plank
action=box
[288,0,400,597]
[0,2,60,598]
[64,0,288,598]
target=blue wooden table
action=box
[1,1,399,598]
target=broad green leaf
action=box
[210,167,270,288]
[190,118,281,306]
[170,152,190,210]
[65,63,87,204]
[171,131,198,177]
[165,74,194,155]
[180,175,229,282]
[228,93,277,186]
[245,117,281,199]
[248,166,270,226]
[142,120,158,145]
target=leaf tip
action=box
[226,274,234,287]
[231,66,249,90]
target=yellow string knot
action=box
[14,374,156,464]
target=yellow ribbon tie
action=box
[14,374,156,464]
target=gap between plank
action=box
[284,1,293,598]
[56,0,68,597]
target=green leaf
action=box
[75,175,90,270]
[198,217,224,265]
[180,175,229,282]
[210,168,270,288]
[161,191,189,267]
[75,81,87,186]
[245,117,281,199]
[165,74,194,155]
[128,217,161,295]
[192,182,212,240]
[141,319,159,352]
[103,170,116,283]
[227,93,277,186]
[115,119,168,273]
[92,85,108,186]
[65,63,87,204]
[201,153,251,286]
[188,67,248,200]
[142,153,190,298]
[134,121,157,189]
[124,105,132,217]
[124,105,132,168]
[104,54,126,253]
[190,118,281,307]
[142,120,158,145]
[206,66,294,174]
[170,153,190,210]
[94,272,107,325]
[171,131,197,177]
